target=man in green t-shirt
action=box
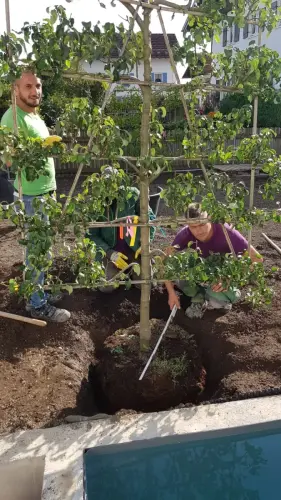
[1,71,70,322]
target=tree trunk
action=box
[139,7,152,351]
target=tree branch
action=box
[122,156,140,174]
[120,0,207,16]
[119,2,141,56]
[120,0,144,30]
[149,164,168,183]
[153,0,193,11]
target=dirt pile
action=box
[1,177,281,433]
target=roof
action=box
[151,33,178,58]
[110,33,178,59]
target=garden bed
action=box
[0,178,281,434]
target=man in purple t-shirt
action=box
[165,203,262,319]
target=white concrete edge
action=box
[1,395,281,500]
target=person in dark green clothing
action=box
[1,71,70,322]
[88,167,156,292]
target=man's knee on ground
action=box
[229,289,241,304]
[206,288,241,305]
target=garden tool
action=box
[0,310,47,327]
[139,305,177,381]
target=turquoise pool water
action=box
[84,425,281,499]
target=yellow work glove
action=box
[42,135,62,147]
[135,247,141,259]
[110,251,128,270]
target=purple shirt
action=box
[114,238,130,255]
[114,227,134,258]
[172,223,248,258]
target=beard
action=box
[18,92,42,108]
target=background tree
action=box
[220,92,281,128]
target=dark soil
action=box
[0,174,281,434]
[94,319,206,413]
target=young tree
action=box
[0,0,281,350]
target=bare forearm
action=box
[249,245,263,263]
[165,280,175,294]
[165,280,181,310]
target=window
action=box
[272,1,278,13]
[152,72,168,83]
[154,73,163,82]
[222,27,228,47]
[243,24,249,38]
[234,24,240,42]
[229,26,233,43]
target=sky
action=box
[0,0,186,41]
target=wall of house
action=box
[82,58,176,83]
[82,60,107,74]
[211,18,281,96]
[135,59,176,83]
[212,24,281,56]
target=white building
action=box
[82,33,178,86]
[212,1,280,56]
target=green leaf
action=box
[64,284,73,295]
[92,144,100,155]
[50,9,58,25]
[214,33,220,43]
[125,279,132,290]
[82,21,92,30]
[133,263,141,276]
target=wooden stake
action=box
[247,26,262,252]
[5,0,22,200]
[262,233,281,256]
[138,5,152,351]
[5,0,25,279]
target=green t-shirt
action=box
[1,106,56,196]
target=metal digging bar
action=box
[139,305,177,381]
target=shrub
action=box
[220,92,281,128]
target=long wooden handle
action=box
[262,233,281,256]
[0,311,47,327]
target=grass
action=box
[152,352,188,384]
